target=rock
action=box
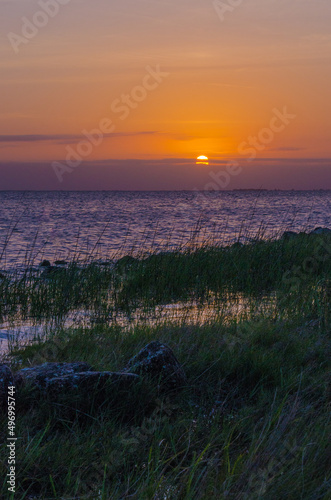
[282,231,298,240]
[39,260,51,267]
[231,242,244,249]
[0,364,15,407]
[15,362,92,390]
[44,371,142,417]
[310,227,331,236]
[124,341,187,392]
[54,260,67,266]
[40,266,66,278]
[45,371,139,398]
[10,343,186,414]
[14,364,142,416]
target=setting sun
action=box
[196,155,209,165]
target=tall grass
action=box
[1,231,330,324]
[0,228,330,498]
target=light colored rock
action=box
[45,371,140,398]
[125,341,187,391]
[15,362,92,389]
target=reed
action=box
[0,228,330,498]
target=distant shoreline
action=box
[0,188,330,192]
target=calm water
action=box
[0,190,330,270]
[0,190,330,355]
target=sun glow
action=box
[196,155,209,165]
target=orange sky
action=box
[0,0,331,188]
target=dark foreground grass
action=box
[1,318,330,499]
[0,233,330,499]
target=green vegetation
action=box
[0,232,330,499]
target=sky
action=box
[0,0,330,190]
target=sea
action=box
[0,190,330,271]
[0,190,330,354]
